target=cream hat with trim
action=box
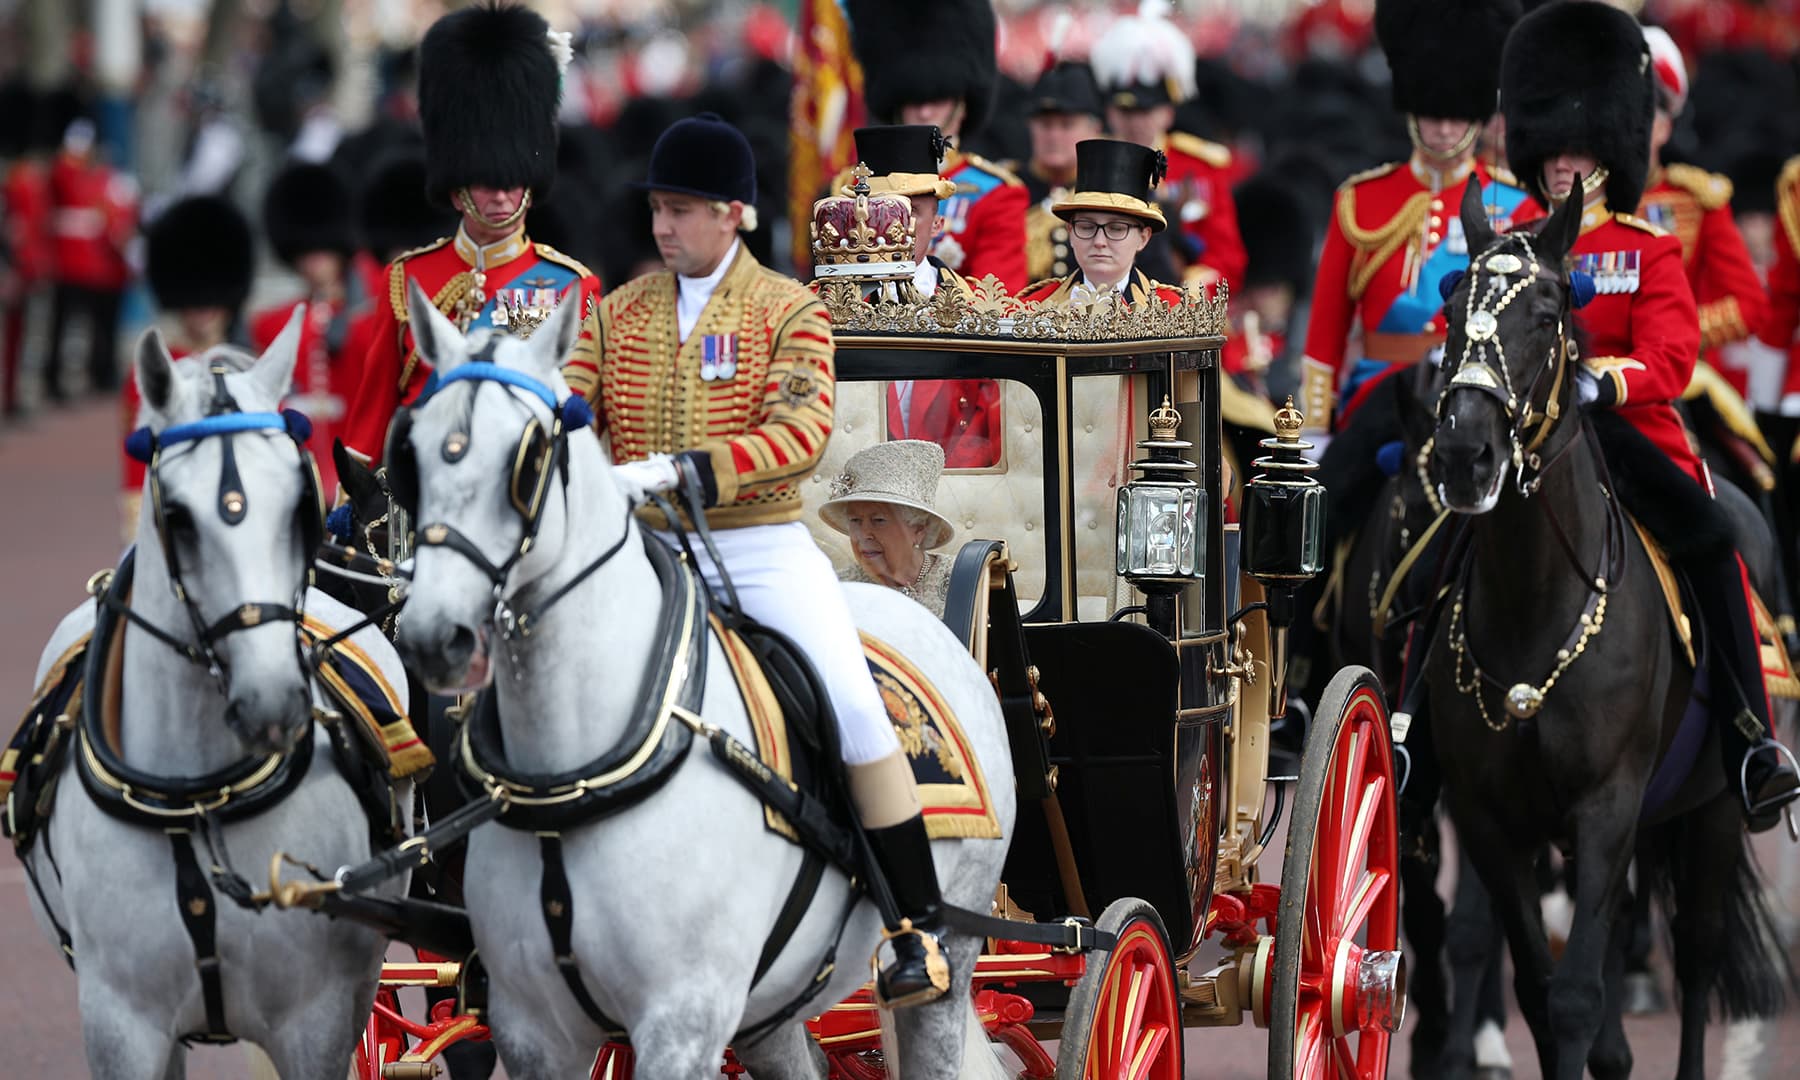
[818,439,957,551]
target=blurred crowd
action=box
[0,0,1796,425]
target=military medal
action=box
[1446,216,1468,256]
[702,334,738,381]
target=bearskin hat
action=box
[418,3,562,204]
[146,197,255,314]
[263,163,356,266]
[1376,0,1521,122]
[1501,0,1655,212]
[358,151,458,263]
[848,0,998,137]
[1235,174,1317,294]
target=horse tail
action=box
[1640,814,1795,1020]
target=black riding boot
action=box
[865,813,951,1007]
[1692,551,1800,831]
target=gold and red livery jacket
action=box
[1300,157,1532,433]
[1016,267,1186,307]
[934,148,1029,294]
[1018,164,1078,284]
[251,297,356,497]
[339,227,602,466]
[1636,164,1766,394]
[1159,132,1248,291]
[1763,157,1800,406]
[1566,206,1707,486]
[567,245,835,530]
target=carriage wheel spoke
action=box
[1297,1008,1327,1079]
[1335,775,1385,929]
[1126,1022,1172,1080]
[1333,1035,1359,1080]
[1339,868,1389,943]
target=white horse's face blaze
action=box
[392,280,584,693]
[134,317,315,754]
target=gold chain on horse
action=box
[1448,576,1609,730]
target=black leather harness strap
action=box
[754,850,827,984]
[170,829,233,1043]
[538,832,622,1034]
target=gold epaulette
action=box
[1167,131,1232,170]
[1613,212,1669,237]
[956,151,1024,187]
[385,236,455,323]
[1663,163,1733,211]
[533,242,595,279]
[1778,156,1800,261]
[1337,161,1403,192]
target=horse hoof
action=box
[1621,970,1669,1015]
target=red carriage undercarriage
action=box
[345,279,1402,1080]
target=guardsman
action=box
[569,114,955,1009]
[839,124,999,468]
[0,82,51,419]
[251,162,359,496]
[1636,26,1768,396]
[338,3,601,477]
[1765,157,1800,421]
[1502,0,1799,828]
[1016,139,1186,307]
[1017,61,1104,284]
[46,112,136,398]
[119,196,255,537]
[1090,2,1247,291]
[846,0,1029,293]
[1301,0,1524,443]
[1224,174,1316,392]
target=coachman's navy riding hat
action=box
[637,113,758,206]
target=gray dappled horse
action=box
[1424,182,1789,1080]
[23,315,411,1078]
[387,281,1015,1079]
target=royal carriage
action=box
[327,255,1404,1078]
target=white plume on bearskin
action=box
[1090,0,1195,104]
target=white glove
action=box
[1576,369,1600,406]
[612,454,680,504]
[1300,432,1331,464]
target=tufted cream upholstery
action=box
[803,375,1152,620]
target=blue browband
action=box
[426,361,594,429]
[125,410,313,463]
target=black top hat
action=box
[146,197,255,314]
[637,113,757,205]
[1502,0,1655,212]
[358,151,459,263]
[1052,139,1168,231]
[1029,62,1103,118]
[263,162,356,266]
[1376,0,1520,123]
[418,3,562,205]
[849,0,999,137]
[849,125,956,199]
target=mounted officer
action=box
[568,114,956,1008]
[1499,0,1800,829]
[846,0,1028,293]
[338,2,601,486]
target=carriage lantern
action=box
[1116,396,1203,592]
[1241,397,1326,626]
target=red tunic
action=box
[339,228,602,466]
[1160,132,1248,292]
[934,149,1028,294]
[3,160,52,284]
[885,379,1002,468]
[47,153,134,291]
[1764,157,1800,406]
[1301,158,1531,432]
[1571,208,1706,486]
[250,298,355,497]
[1638,165,1767,394]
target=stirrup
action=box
[1740,740,1800,824]
[870,919,950,1009]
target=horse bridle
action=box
[1436,234,1579,497]
[122,363,322,686]
[385,361,631,643]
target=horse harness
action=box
[1434,235,1629,730]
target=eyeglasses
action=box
[1070,219,1138,241]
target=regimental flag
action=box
[789,0,866,279]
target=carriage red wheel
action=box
[1055,897,1183,1080]
[1269,667,1402,1080]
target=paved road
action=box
[2,400,1797,1077]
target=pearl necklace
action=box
[900,554,935,600]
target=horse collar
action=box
[456,532,706,831]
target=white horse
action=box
[23,315,411,1079]
[389,282,1016,1078]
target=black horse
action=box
[1423,181,1790,1080]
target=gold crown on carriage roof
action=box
[809,163,917,276]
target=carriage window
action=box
[803,379,1046,607]
[878,378,1005,471]
[1070,373,1153,622]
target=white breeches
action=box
[655,520,901,764]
